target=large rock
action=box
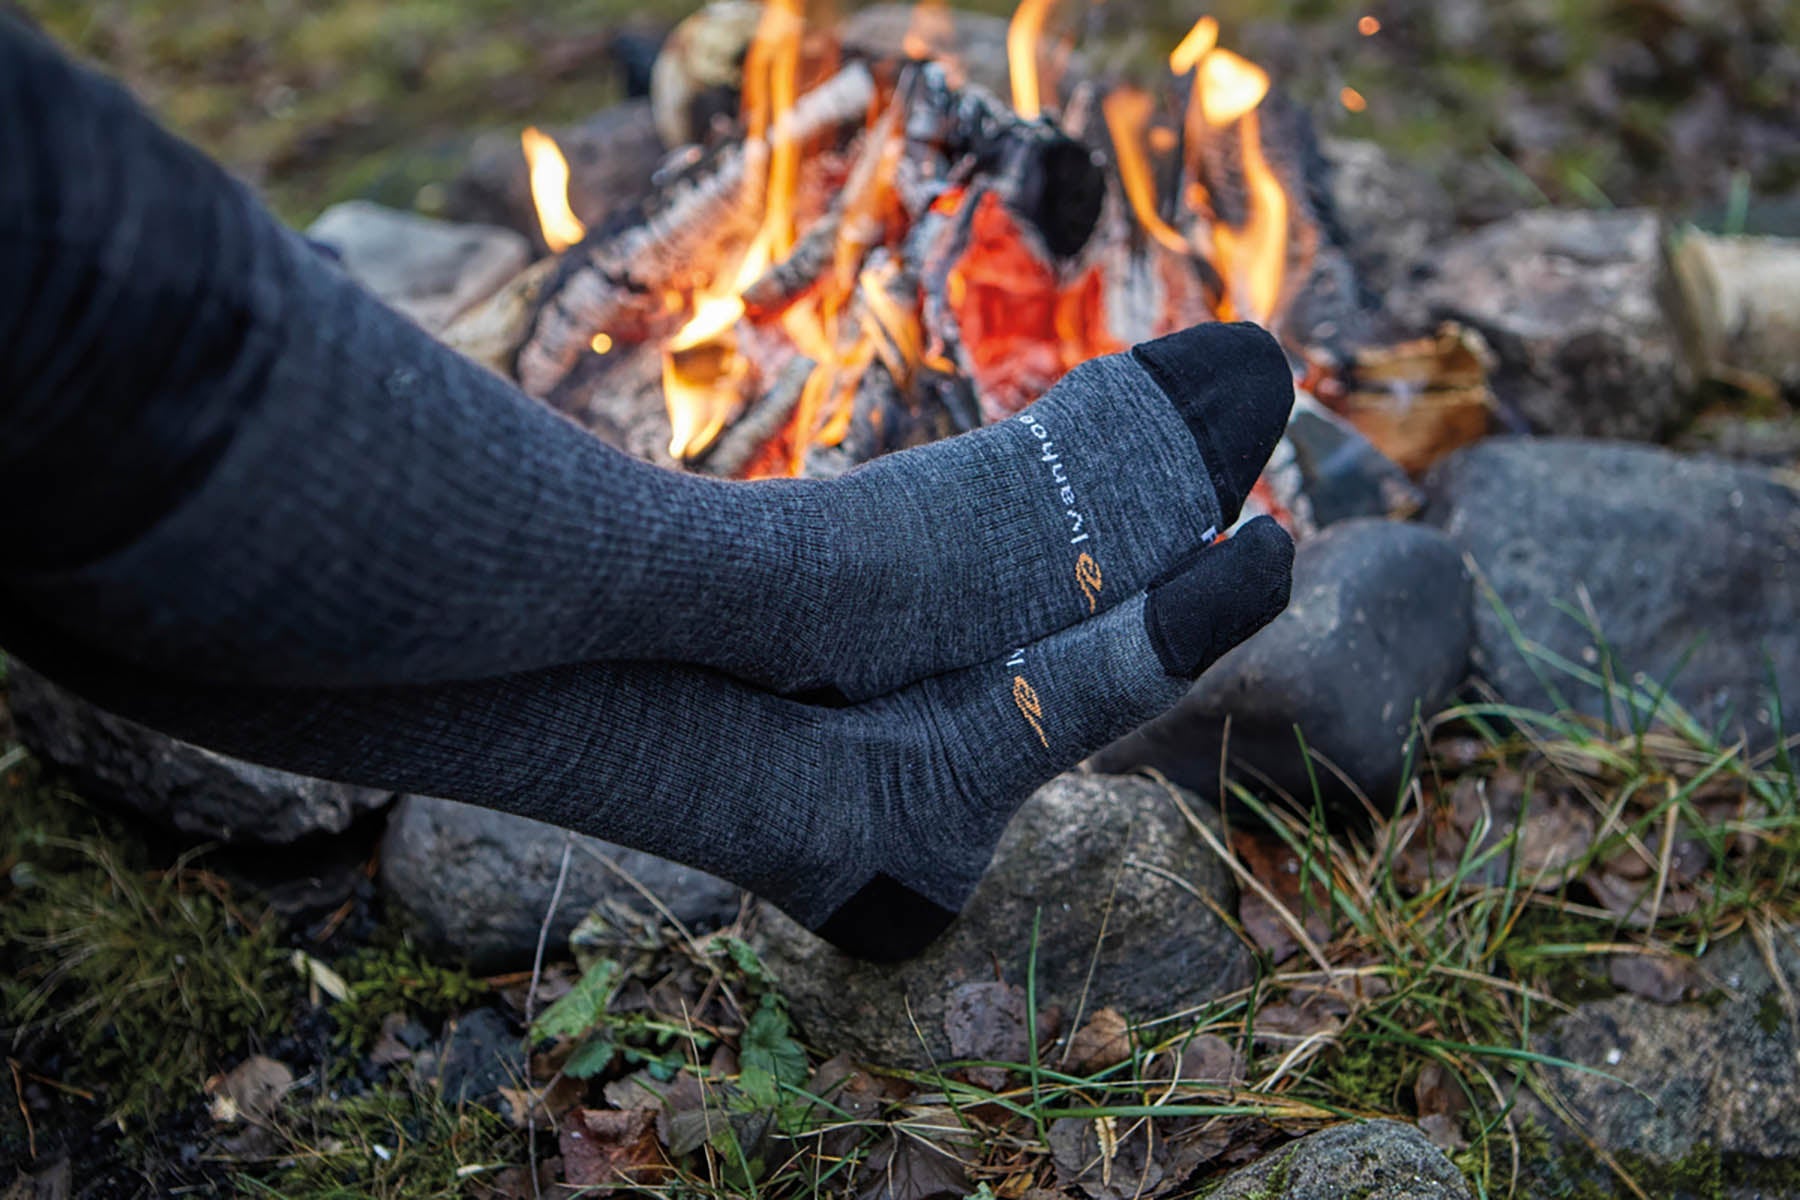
[5,664,391,844]
[1205,1120,1473,1199]
[1426,438,1800,744]
[754,774,1251,1067]
[1396,209,1687,441]
[1093,520,1472,811]
[1319,138,1456,302]
[380,795,743,973]
[1525,928,1800,1166]
[306,202,531,333]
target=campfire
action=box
[454,0,1495,529]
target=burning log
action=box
[1663,228,1800,399]
[697,353,815,477]
[516,60,877,398]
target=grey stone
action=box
[1525,927,1800,1164]
[1319,138,1456,301]
[1395,209,1687,441]
[1093,520,1472,810]
[306,201,530,333]
[379,795,743,973]
[1425,438,1800,745]
[5,664,390,845]
[1204,1120,1473,1199]
[754,774,1251,1067]
[420,1008,524,1105]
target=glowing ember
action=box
[1358,14,1381,35]
[1006,0,1055,119]
[520,126,587,253]
[1341,85,1367,112]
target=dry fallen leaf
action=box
[944,981,1031,1091]
[1229,830,1332,964]
[560,1106,668,1189]
[855,1132,971,1200]
[204,1056,293,1126]
[1063,1008,1133,1075]
[1049,1117,1166,1200]
[497,1074,585,1129]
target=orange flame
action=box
[1196,48,1269,127]
[520,126,587,253]
[663,0,812,460]
[1212,108,1289,325]
[1168,16,1218,76]
[1101,88,1191,256]
[1007,0,1055,119]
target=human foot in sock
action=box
[1,518,1292,960]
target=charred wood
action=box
[516,61,877,398]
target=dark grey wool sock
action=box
[0,520,1292,959]
[1,17,1295,704]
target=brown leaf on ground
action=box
[369,1012,420,1067]
[204,1056,292,1126]
[1229,829,1332,964]
[855,1133,971,1200]
[1517,796,1596,879]
[1048,1117,1166,1200]
[1179,1034,1244,1086]
[497,1074,584,1129]
[1413,1062,1466,1121]
[1608,953,1700,1003]
[1063,1008,1133,1075]
[1250,1003,1342,1048]
[560,1106,668,1189]
[945,981,1031,1091]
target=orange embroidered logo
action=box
[1012,676,1048,748]
[1074,552,1103,612]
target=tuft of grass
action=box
[1,761,295,1129]
[243,1083,518,1199]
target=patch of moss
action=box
[1311,1042,1413,1112]
[1756,989,1786,1036]
[329,941,490,1056]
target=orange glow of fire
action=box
[903,0,954,61]
[1168,16,1218,76]
[521,126,587,253]
[1007,0,1055,119]
[1340,85,1367,112]
[663,0,814,460]
[1358,14,1381,35]
[1101,88,1192,256]
[1196,48,1269,127]
[1212,107,1289,325]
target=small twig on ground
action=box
[524,830,576,1200]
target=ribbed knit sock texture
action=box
[1,16,1295,704]
[0,521,1291,960]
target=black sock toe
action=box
[1131,322,1296,523]
[1144,516,1295,678]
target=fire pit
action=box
[444,0,1495,529]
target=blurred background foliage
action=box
[15,0,1800,229]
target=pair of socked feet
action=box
[0,13,1296,959]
